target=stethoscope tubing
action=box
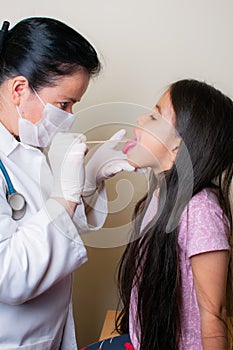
[0,159,15,194]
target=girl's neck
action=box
[153,172,165,197]
[153,187,160,197]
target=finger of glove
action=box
[49,132,86,158]
[121,163,135,172]
[52,132,86,145]
[99,165,122,179]
[86,149,125,176]
[61,145,87,186]
[65,141,88,159]
[135,167,148,173]
[97,160,135,181]
[50,142,87,183]
[109,129,126,141]
[86,132,127,169]
[105,160,135,172]
[104,160,135,173]
[87,133,125,158]
[85,141,128,187]
[103,129,126,149]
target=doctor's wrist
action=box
[51,197,80,217]
[82,187,98,198]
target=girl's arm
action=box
[191,250,230,350]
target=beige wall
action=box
[1,0,233,347]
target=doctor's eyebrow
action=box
[66,98,79,103]
[59,94,80,103]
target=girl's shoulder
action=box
[178,188,230,257]
[180,187,225,227]
[182,187,230,227]
[185,187,221,211]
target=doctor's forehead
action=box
[39,70,90,101]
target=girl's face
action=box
[123,90,180,174]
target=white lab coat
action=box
[0,123,107,349]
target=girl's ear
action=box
[170,139,181,162]
[8,76,30,106]
[172,145,179,154]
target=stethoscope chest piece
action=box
[8,192,26,220]
[0,159,27,220]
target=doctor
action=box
[0,17,134,349]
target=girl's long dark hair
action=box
[117,79,233,349]
[0,17,101,88]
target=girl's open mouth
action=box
[122,138,137,154]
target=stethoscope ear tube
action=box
[0,160,26,220]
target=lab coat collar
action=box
[0,122,41,156]
[0,122,19,156]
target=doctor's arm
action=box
[48,132,106,233]
[191,250,230,350]
[72,129,135,232]
[0,190,87,305]
[0,133,89,305]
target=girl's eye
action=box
[150,114,158,120]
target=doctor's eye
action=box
[59,102,69,110]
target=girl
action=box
[82,79,233,349]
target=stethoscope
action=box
[0,160,26,220]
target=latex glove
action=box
[48,132,87,203]
[84,129,135,194]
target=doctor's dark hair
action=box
[117,79,233,349]
[0,17,101,88]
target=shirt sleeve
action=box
[179,190,230,258]
[0,181,87,305]
[72,183,108,233]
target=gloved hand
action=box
[84,129,135,195]
[48,132,87,203]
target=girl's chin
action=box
[127,157,144,169]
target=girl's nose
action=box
[137,113,147,126]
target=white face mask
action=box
[17,89,76,147]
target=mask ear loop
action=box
[16,87,46,119]
[31,87,46,107]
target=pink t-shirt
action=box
[129,188,230,349]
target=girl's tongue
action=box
[122,138,137,154]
